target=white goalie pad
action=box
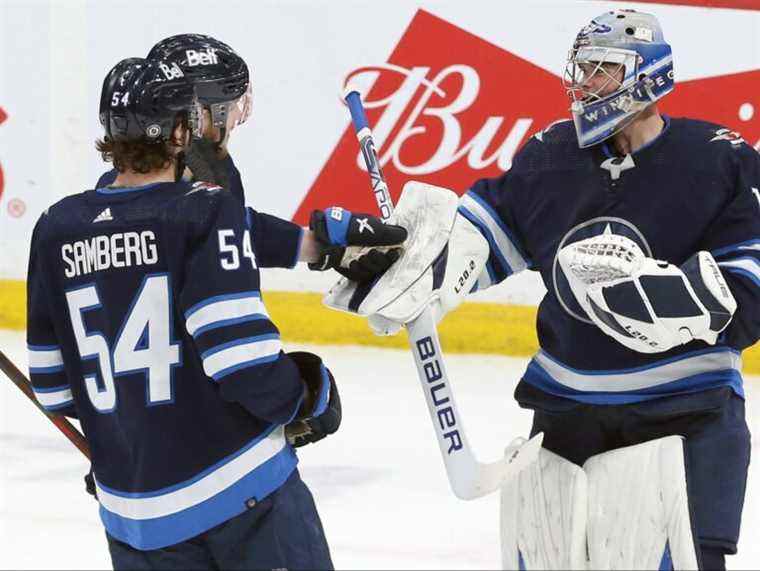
[501,448,588,570]
[584,436,698,571]
[501,437,698,570]
[324,181,488,326]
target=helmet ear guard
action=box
[564,10,674,148]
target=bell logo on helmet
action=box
[159,62,184,81]
[186,48,219,67]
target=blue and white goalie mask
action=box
[563,10,674,148]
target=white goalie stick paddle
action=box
[344,89,542,499]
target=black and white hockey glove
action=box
[308,207,407,282]
[584,252,737,353]
[285,352,342,448]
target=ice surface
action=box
[1,329,758,569]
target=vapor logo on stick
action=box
[293,9,760,225]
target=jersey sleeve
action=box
[178,192,304,424]
[26,215,78,417]
[245,208,303,269]
[458,160,533,291]
[701,144,760,351]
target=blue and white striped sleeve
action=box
[458,174,533,290]
[179,193,304,424]
[704,144,760,350]
[26,216,77,417]
[27,344,75,412]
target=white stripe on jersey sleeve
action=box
[459,193,529,275]
[33,385,74,409]
[28,345,64,371]
[201,335,283,380]
[719,257,760,285]
[185,292,269,337]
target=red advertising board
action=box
[295,9,760,224]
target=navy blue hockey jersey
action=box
[26,180,307,550]
[460,117,760,404]
[96,154,303,269]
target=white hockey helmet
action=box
[563,10,674,148]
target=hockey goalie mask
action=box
[563,10,674,148]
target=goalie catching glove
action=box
[308,207,407,282]
[323,181,490,335]
[285,352,342,448]
[563,234,738,353]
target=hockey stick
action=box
[0,349,91,459]
[344,89,542,500]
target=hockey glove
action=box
[285,352,342,448]
[183,138,231,190]
[308,207,407,282]
[585,252,737,353]
[84,467,97,500]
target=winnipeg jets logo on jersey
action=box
[553,217,652,324]
[186,181,223,195]
[710,128,745,146]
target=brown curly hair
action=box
[96,114,188,174]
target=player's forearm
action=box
[297,229,320,263]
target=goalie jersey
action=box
[26,180,306,550]
[461,117,760,404]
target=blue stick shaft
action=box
[345,90,369,132]
[343,90,394,220]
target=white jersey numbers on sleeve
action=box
[218,229,257,271]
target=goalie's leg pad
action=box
[501,447,588,570]
[583,436,699,570]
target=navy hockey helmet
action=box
[563,10,674,148]
[99,57,204,142]
[147,34,251,134]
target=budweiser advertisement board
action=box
[0,1,758,280]
[294,8,760,224]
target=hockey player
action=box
[459,10,758,570]
[95,35,250,203]
[26,58,405,569]
[350,9,758,570]
[96,34,390,282]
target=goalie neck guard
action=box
[563,9,674,148]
